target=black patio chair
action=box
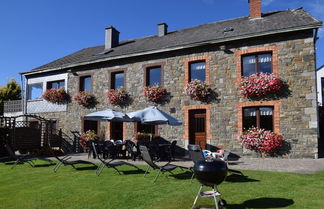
[4,144,55,169]
[102,140,117,159]
[92,142,141,176]
[167,140,177,161]
[125,140,140,161]
[139,145,190,183]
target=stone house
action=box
[20,0,322,158]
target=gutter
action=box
[21,23,322,76]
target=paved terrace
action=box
[68,153,324,174]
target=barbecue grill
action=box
[191,159,228,209]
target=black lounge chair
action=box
[53,155,98,173]
[139,145,190,183]
[92,142,141,176]
[4,144,55,169]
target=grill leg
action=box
[191,185,203,209]
[212,186,219,209]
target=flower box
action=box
[240,73,282,99]
[184,79,211,101]
[144,85,167,103]
[73,91,96,108]
[43,88,69,104]
[106,88,129,106]
[240,127,283,154]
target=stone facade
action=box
[31,30,318,158]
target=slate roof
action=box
[23,8,322,75]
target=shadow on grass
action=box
[170,171,193,180]
[122,169,146,175]
[74,165,98,170]
[225,197,294,209]
[225,174,259,183]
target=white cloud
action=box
[263,0,275,6]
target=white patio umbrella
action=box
[126,106,182,126]
[84,109,130,122]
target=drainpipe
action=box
[313,28,320,159]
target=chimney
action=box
[105,26,119,49]
[249,0,262,19]
[158,23,168,37]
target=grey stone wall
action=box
[36,30,319,158]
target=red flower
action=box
[73,91,96,108]
[240,127,283,154]
[144,85,167,103]
[43,88,69,104]
[184,79,211,101]
[240,73,282,98]
[106,88,129,105]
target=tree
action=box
[0,79,21,115]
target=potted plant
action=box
[73,91,97,108]
[239,127,283,155]
[106,88,129,106]
[144,85,167,103]
[79,130,98,150]
[184,79,211,101]
[43,88,69,104]
[240,73,283,99]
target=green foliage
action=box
[0,162,324,209]
[0,79,21,115]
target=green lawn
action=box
[0,160,324,209]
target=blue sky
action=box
[0,0,323,86]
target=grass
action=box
[0,160,324,209]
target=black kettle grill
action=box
[191,159,228,209]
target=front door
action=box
[189,109,206,149]
[110,121,123,141]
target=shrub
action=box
[106,88,129,105]
[43,88,69,104]
[240,73,282,99]
[184,79,211,101]
[144,85,167,103]
[73,91,96,108]
[79,130,98,149]
[240,127,283,154]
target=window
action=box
[80,76,92,92]
[189,61,206,82]
[83,120,99,134]
[243,106,273,131]
[111,71,124,89]
[27,83,43,100]
[242,53,272,77]
[322,78,324,104]
[47,80,65,89]
[146,67,161,86]
[137,122,156,135]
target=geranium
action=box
[240,127,283,154]
[43,88,69,104]
[184,79,211,101]
[73,91,96,108]
[106,88,129,105]
[144,85,167,103]
[80,130,98,149]
[240,73,282,99]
